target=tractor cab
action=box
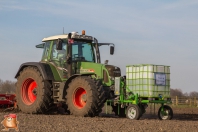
[40,33,95,62]
[36,31,116,81]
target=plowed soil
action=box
[0,106,197,132]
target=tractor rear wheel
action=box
[16,66,52,113]
[66,76,106,117]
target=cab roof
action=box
[42,32,93,42]
[42,34,69,42]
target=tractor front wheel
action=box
[66,76,106,117]
[16,66,52,113]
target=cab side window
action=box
[41,41,51,61]
[51,41,67,60]
[51,43,58,59]
[50,40,67,67]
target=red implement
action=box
[0,94,16,108]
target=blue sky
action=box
[0,0,198,93]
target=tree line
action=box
[0,79,16,94]
[0,78,197,97]
[170,88,198,97]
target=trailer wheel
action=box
[66,76,106,117]
[126,104,141,120]
[16,66,52,113]
[158,105,173,120]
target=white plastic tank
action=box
[126,64,170,98]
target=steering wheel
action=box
[73,54,79,60]
[73,54,85,61]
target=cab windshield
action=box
[72,41,95,62]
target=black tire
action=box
[126,104,141,120]
[16,66,53,113]
[65,76,106,117]
[112,105,126,117]
[158,105,173,120]
[138,104,147,117]
[62,103,70,114]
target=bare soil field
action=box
[0,106,197,132]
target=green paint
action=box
[38,39,114,85]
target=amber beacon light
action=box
[82,30,85,35]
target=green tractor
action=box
[15,30,173,120]
[15,30,120,116]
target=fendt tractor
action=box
[15,30,173,120]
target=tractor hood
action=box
[104,65,121,78]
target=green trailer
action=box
[106,64,173,120]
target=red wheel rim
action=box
[21,78,37,105]
[73,87,87,109]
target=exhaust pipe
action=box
[67,33,72,77]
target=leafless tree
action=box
[0,79,16,94]
[170,88,184,97]
[189,91,198,97]
[183,92,189,97]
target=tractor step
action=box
[52,82,66,103]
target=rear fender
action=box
[15,62,54,81]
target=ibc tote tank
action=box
[126,64,170,98]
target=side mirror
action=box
[56,38,63,50]
[110,46,114,55]
[36,43,45,48]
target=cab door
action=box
[50,40,68,79]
